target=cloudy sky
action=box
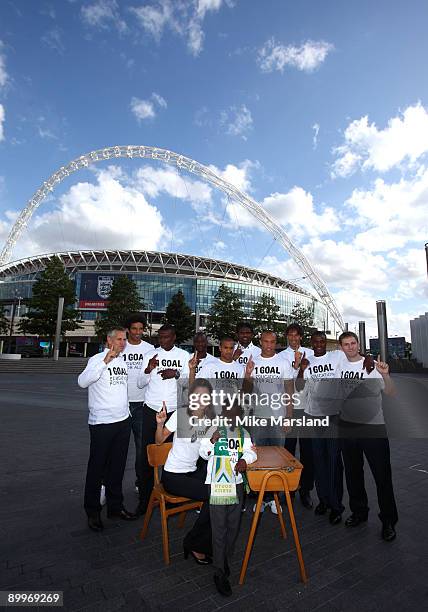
[0,0,427,339]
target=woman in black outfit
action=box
[155,378,215,564]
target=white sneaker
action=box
[253,501,266,513]
[100,485,106,506]
[268,500,282,515]
[135,485,139,494]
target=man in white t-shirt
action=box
[135,324,190,515]
[190,331,217,375]
[281,323,315,509]
[296,331,345,525]
[337,331,398,542]
[78,327,137,531]
[194,337,245,414]
[122,314,153,493]
[244,330,294,514]
[233,322,261,366]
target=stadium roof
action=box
[0,249,310,296]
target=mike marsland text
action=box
[187,415,330,428]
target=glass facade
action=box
[0,269,328,330]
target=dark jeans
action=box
[84,417,131,516]
[129,401,145,488]
[162,462,212,556]
[312,437,344,513]
[340,422,398,525]
[284,436,314,492]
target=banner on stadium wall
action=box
[78,273,117,309]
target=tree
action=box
[206,284,244,342]
[19,257,82,351]
[0,304,9,335]
[164,290,195,345]
[95,275,145,338]
[252,293,286,337]
[289,301,316,346]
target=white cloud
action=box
[81,0,127,33]
[0,104,5,141]
[258,38,333,73]
[332,103,428,177]
[0,42,8,90]
[346,167,428,252]
[134,166,212,203]
[220,104,253,139]
[130,92,167,122]
[2,168,167,258]
[312,123,320,149]
[41,27,65,53]
[130,0,233,56]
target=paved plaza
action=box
[0,373,427,611]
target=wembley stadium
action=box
[0,249,333,354]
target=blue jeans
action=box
[129,401,145,488]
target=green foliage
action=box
[95,275,145,338]
[251,293,286,337]
[0,304,9,335]
[164,290,195,344]
[206,284,244,342]
[289,301,316,346]
[19,257,82,344]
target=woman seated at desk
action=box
[155,378,215,565]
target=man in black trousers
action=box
[78,328,137,531]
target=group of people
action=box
[77,316,398,597]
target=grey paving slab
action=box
[0,373,427,611]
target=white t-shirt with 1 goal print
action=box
[138,346,190,412]
[250,353,294,417]
[190,352,218,375]
[122,340,153,402]
[198,358,245,414]
[234,342,262,366]
[336,358,385,425]
[303,350,345,416]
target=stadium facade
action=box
[0,249,334,351]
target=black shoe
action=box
[299,490,313,509]
[314,501,328,515]
[214,572,232,597]
[381,522,396,542]
[107,508,138,521]
[345,514,368,527]
[135,502,148,516]
[329,510,342,525]
[88,514,104,532]
[183,546,213,565]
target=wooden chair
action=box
[140,443,203,564]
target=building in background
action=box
[410,313,428,368]
[369,336,407,359]
[0,250,334,354]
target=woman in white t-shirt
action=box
[155,379,215,565]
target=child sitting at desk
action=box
[200,400,257,597]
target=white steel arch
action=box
[0,145,344,329]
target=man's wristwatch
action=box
[174,370,180,380]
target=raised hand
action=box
[375,357,389,377]
[104,347,118,364]
[145,353,159,374]
[189,350,199,371]
[233,346,243,361]
[363,354,375,374]
[245,355,255,378]
[156,401,168,425]
[293,350,304,369]
[210,429,221,445]
[299,352,309,371]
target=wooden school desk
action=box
[239,445,307,584]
